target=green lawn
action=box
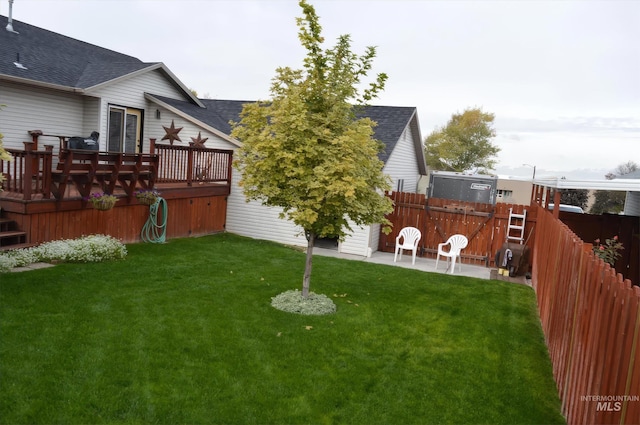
[0,233,564,424]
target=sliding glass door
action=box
[108,106,143,153]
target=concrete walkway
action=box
[9,262,55,273]
[313,247,493,280]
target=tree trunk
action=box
[302,232,315,298]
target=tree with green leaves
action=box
[231,0,393,299]
[590,161,639,214]
[560,188,589,210]
[424,107,500,173]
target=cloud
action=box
[497,116,640,134]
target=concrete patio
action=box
[313,247,532,286]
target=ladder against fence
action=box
[506,207,527,244]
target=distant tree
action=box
[560,189,589,210]
[605,160,639,179]
[590,160,638,214]
[231,0,392,299]
[590,190,625,215]
[424,107,500,173]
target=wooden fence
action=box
[532,203,640,424]
[550,211,639,286]
[378,192,537,267]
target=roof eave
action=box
[158,64,205,108]
[409,109,427,175]
[0,74,84,93]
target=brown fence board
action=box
[532,204,639,424]
[552,211,638,285]
[380,192,537,268]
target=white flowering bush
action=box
[0,234,127,273]
[271,289,336,315]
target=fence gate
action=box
[379,192,537,268]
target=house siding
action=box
[82,96,101,138]
[0,82,83,149]
[369,223,381,255]
[88,70,186,151]
[227,175,380,255]
[225,170,307,247]
[383,125,421,193]
[339,222,372,256]
[226,171,375,255]
[0,71,190,152]
[624,192,640,216]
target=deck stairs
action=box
[0,216,31,251]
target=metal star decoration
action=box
[191,131,209,148]
[161,120,183,145]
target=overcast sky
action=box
[3,0,639,179]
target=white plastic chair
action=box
[394,227,422,265]
[435,234,468,274]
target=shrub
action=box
[271,289,336,315]
[0,234,127,273]
[592,235,624,266]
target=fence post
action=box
[28,130,42,150]
[186,144,194,186]
[226,150,233,187]
[22,141,35,200]
[42,145,53,199]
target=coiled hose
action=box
[141,197,167,243]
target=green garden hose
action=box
[141,197,167,243]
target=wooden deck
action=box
[0,141,233,245]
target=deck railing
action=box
[1,142,53,200]
[1,140,232,201]
[151,139,233,186]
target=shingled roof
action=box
[0,15,152,89]
[149,94,421,165]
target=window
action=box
[496,189,513,199]
[396,179,405,192]
[108,106,143,153]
